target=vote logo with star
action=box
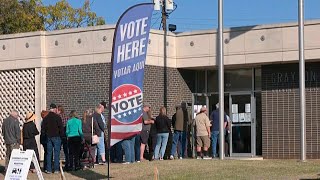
[111,84,143,124]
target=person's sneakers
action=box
[179,157,183,160]
[54,171,60,174]
[203,156,211,160]
[136,160,141,163]
[169,155,174,160]
[160,158,163,161]
[45,170,52,174]
[196,157,202,160]
[99,161,106,165]
[122,162,130,165]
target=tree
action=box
[39,0,105,31]
[0,0,105,35]
[0,0,44,34]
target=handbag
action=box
[91,117,100,144]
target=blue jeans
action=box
[154,133,169,159]
[121,136,135,163]
[211,131,220,157]
[170,131,187,158]
[110,142,123,163]
[96,132,105,157]
[46,137,61,172]
[134,134,141,161]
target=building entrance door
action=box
[229,93,256,157]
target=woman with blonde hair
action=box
[154,107,171,160]
[22,112,39,173]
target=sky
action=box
[43,0,320,32]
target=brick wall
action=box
[46,63,192,119]
[261,63,320,159]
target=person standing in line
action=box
[170,103,189,160]
[66,110,83,171]
[210,103,227,158]
[22,112,40,173]
[93,103,106,165]
[41,103,63,174]
[57,105,69,170]
[2,110,21,171]
[140,103,154,161]
[121,136,136,164]
[40,110,49,171]
[147,110,157,161]
[82,108,101,164]
[193,107,211,159]
[154,107,171,160]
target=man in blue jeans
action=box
[121,136,136,164]
[41,104,63,173]
[170,103,190,160]
[210,103,227,158]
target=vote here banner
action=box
[109,3,153,146]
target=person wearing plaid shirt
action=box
[58,105,70,170]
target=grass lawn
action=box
[1,159,320,179]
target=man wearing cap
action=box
[2,110,21,170]
[41,103,63,173]
[193,107,211,159]
[22,112,39,172]
[210,103,227,158]
[140,102,154,161]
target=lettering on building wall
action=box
[271,71,318,84]
[265,64,320,93]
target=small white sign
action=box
[232,104,238,114]
[245,103,251,113]
[5,149,44,180]
[245,113,251,122]
[232,114,239,123]
[239,113,245,122]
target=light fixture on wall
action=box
[2,45,5,50]
[103,36,107,41]
[25,43,29,48]
[77,38,82,44]
[168,24,177,32]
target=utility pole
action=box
[162,0,168,110]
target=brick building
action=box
[1,21,320,159]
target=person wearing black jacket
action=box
[154,107,171,160]
[93,103,106,164]
[22,112,39,173]
[41,103,63,174]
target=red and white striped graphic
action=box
[110,84,143,146]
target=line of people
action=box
[2,101,109,174]
[1,101,229,174]
[111,102,192,164]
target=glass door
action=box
[191,93,209,157]
[230,93,256,157]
